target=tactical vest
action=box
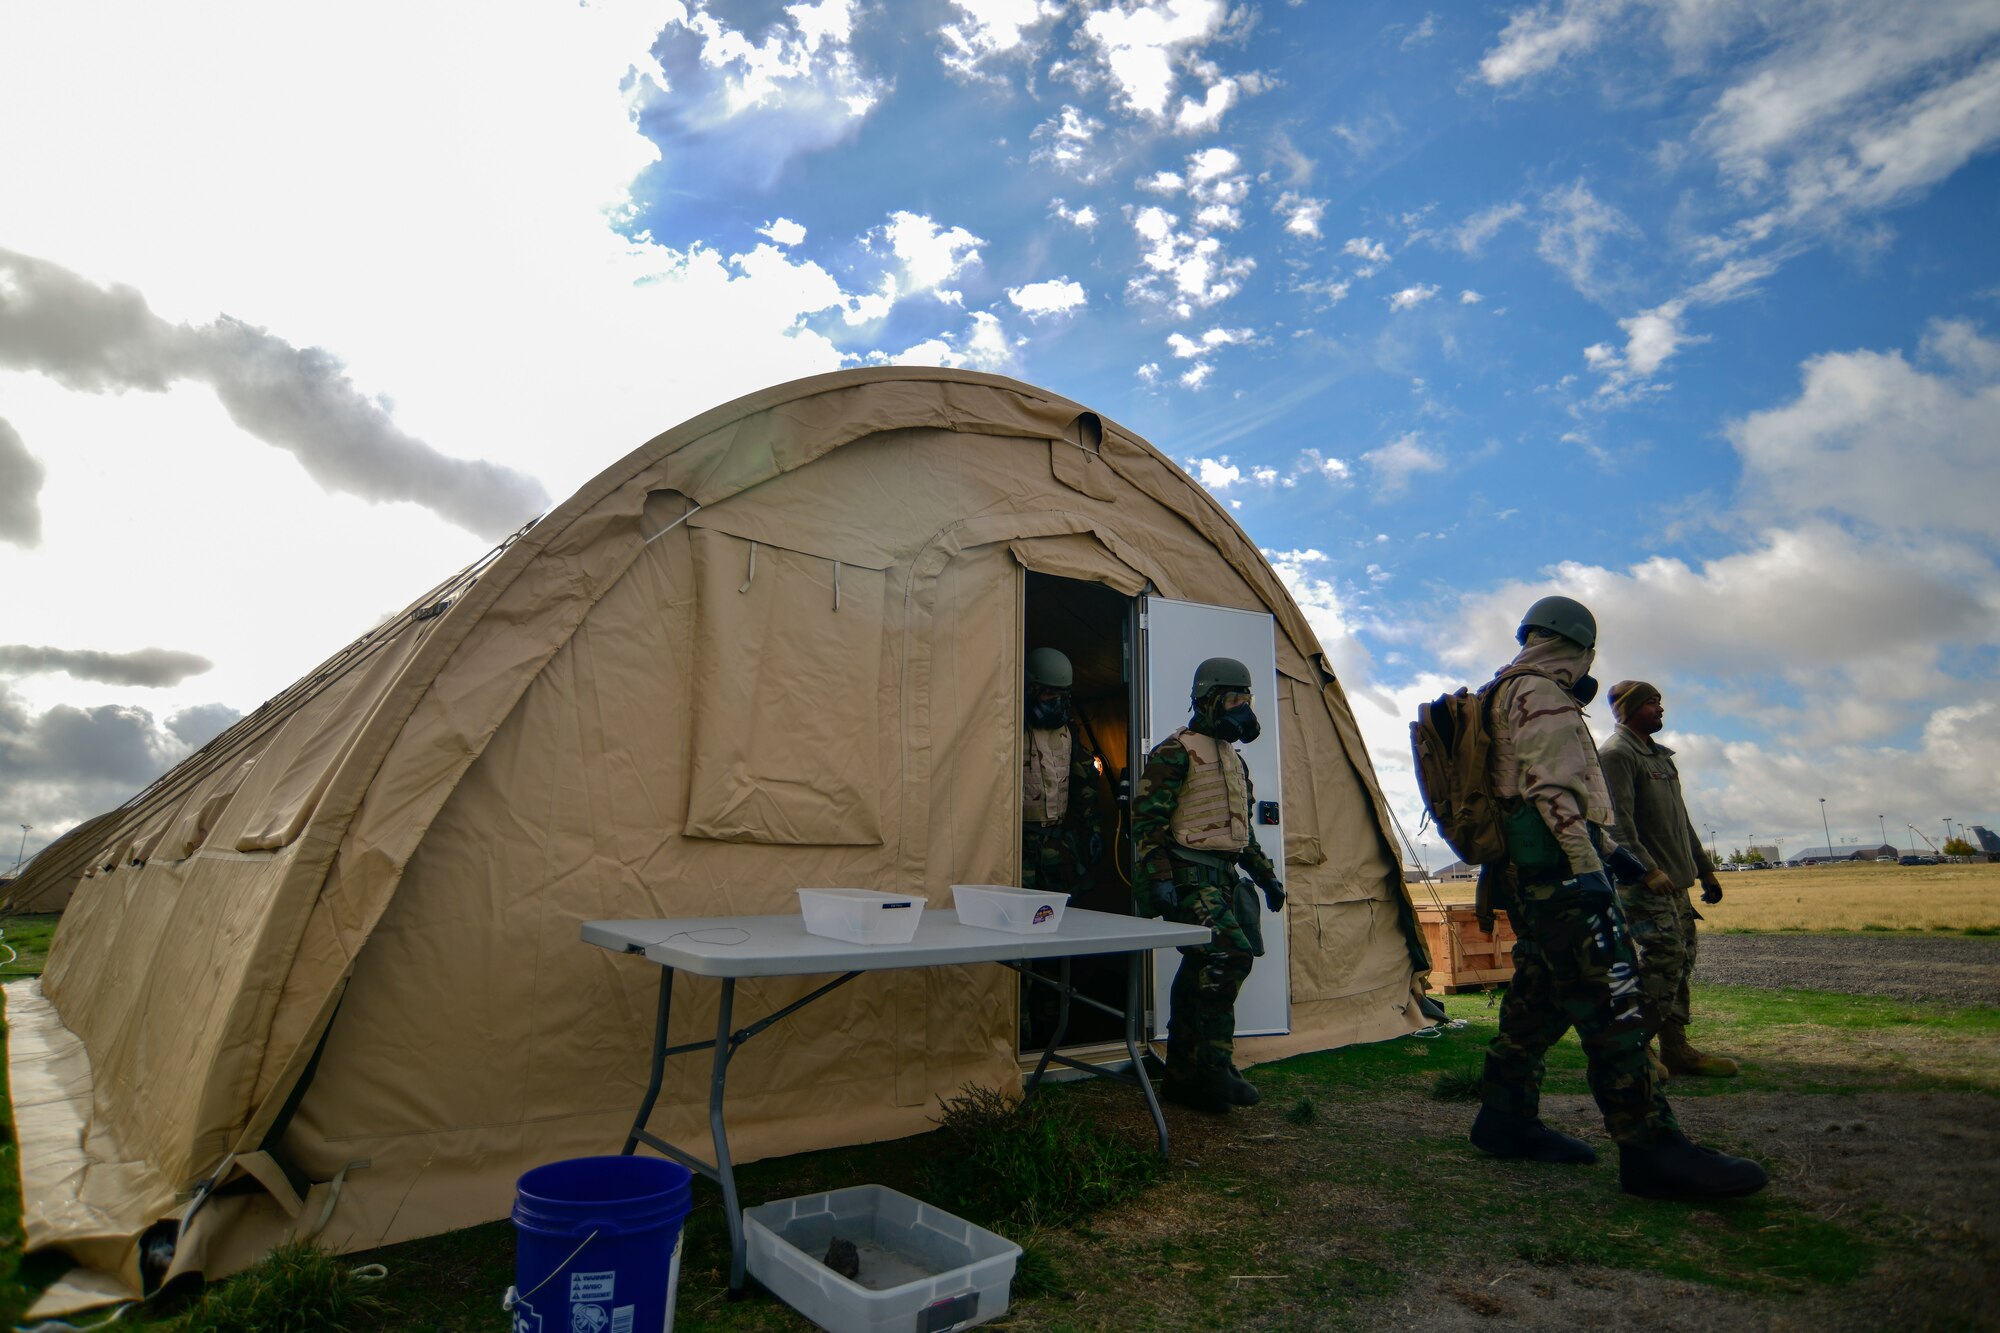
[1168,728,1250,852]
[1023,726,1071,824]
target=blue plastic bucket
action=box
[507,1156,693,1333]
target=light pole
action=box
[1819,798,1833,868]
[12,824,29,875]
[1944,818,1956,848]
[1706,826,1718,862]
[1878,814,1887,850]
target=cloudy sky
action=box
[2,0,1996,869]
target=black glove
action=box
[1605,845,1647,886]
[1699,870,1723,904]
[1258,876,1286,912]
[1560,868,1617,898]
[1086,831,1105,864]
[1149,878,1177,915]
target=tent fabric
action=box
[7,368,1433,1314]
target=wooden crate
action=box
[1414,902,1518,993]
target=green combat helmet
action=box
[1516,596,1596,649]
[1026,647,1074,688]
[1191,655,1253,702]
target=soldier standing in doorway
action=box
[1473,596,1766,1199]
[1133,657,1285,1114]
[1021,648,1105,896]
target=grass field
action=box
[1695,860,2000,932]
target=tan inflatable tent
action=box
[6,367,1430,1312]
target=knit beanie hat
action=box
[1609,679,1661,724]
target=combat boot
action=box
[1645,1039,1671,1084]
[1469,1106,1597,1164]
[1660,1021,1740,1077]
[1159,1074,1231,1114]
[1619,1130,1768,1200]
[1222,1067,1261,1107]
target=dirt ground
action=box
[1016,928,2000,1328]
[1342,1089,2000,1331]
[1340,933,2000,1331]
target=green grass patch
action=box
[0,915,60,980]
[921,1084,1158,1228]
[161,1241,385,1333]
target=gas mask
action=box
[1212,704,1261,743]
[1026,691,1070,730]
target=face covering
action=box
[1569,674,1599,707]
[1210,703,1261,743]
[1026,693,1070,729]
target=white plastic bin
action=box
[951,884,1069,935]
[797,888,927,945]
[744,1185,1020,1333]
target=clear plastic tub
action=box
[744,1185,1020,1333]
[797,888,927,945]
[950,884,1069,934]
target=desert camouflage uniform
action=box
[1482,637,1677,1147]
[1132,720,1279,1086]
[1599,725,1714,1030]
[1020,721,1104,895]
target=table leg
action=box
[1022,957,1074,1098]
[622,966,676,1156]
[711,978,748,1297]
[1124,951,1170,1158]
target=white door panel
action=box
[1140,597,1289,1037]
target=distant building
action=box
[1791,843,1898,864]
[1743,844,1781,864]
[1969,826,2000,862]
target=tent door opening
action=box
[1141,595,1291,1038]
[1018,572,1138,1054]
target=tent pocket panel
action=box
[685,529,887,845]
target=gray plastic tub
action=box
[743,1185,1020,1332]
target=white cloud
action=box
[1030,105,1107,176]
[885,310,1014,372]
[1140,170,1186,194]
[1460,289,1483,304]
[1727,319,2000,539]
[883,211,985,294]
[1276,192,1327,239]
[1006,277,1088,318]
[1362,431,1445,493]
[1478,0,1626,88]
[1125,194,1255,313]
[1330,114,1399,161]
[1175,76,1241,132]
[1387,283,1440,310]
[1342,236,1391,266]
[1583,298,1702,394]
[757,217,808,246]
[1400,13,1440,49]
[1186,454,1241,486]
[938,0,1065,80]
[1454,200,1527,255]
[1137,361,1162,384]
[1079,0,1233,121]
[1051,199,1100,230]
[1295,448,1352,483]
[1535,179,1638,297]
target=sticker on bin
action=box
[797,888,928,945]
[951,884,1069,934]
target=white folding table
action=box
[581,908,1210,1294]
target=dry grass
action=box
[1697,861,2000,932]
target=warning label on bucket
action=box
[570,1271,615,1302]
